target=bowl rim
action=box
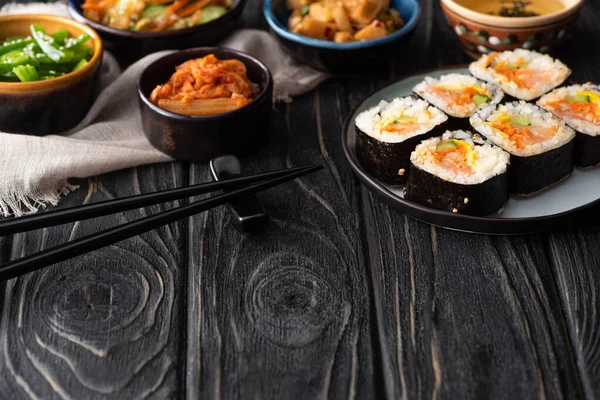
[0,14,103,93]
[68,0,245,38]
[263,0,421,50]
[440,0,584,28]
[137,47,273,121]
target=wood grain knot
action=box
[245,252,340,348]
[3,245,175,396]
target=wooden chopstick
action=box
[0,164,322,282]
[0,165,315,236]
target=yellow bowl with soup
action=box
[440,0,584,58]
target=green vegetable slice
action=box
[71,59,88,72]
[436,140,457,151]
[200,5,228,23]
[566,94,590,103]
[141,4,168,20]
[30,24,67,63]
[301,4,310,15]
[64,33,91,51]
[393,115,418,124]
[0,37,34,57]
[510,114,532,127]
[12,64,39,82]
[472,93,489,106]
[50,28,69,44]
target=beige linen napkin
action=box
[0,2,329,216]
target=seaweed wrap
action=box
[469,49,571,101]
[470,101,575,195]
[405,130,510,216]
[537,83,600,168]
[355,97,448,186]
[413,73,504,130]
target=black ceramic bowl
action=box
[138,48,273,162]
[68,0,246,65]
[264,0,421,73]
[0,14,103,136]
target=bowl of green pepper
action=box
[0,14,103,135]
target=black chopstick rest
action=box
[210,155,270,233]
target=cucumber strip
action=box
[510,115,532,127]
[567,94,590,103]
[436,140,457,151]
[472,93,489,106]
[200,5,228,23]
[141,4,168,19]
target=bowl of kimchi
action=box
[137,47,273,162]
[68,0,247,65]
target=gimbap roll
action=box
[405,130,510,216]
[470,101,576,195]
[537,83,600,168]
[355,97,448,185]
[469,49,571,101]
[413,73,504,130]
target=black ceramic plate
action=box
[342,68,600,234]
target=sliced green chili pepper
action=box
[12,64,39,82]
[30,24,67,63]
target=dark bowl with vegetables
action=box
[138,47,273,162]
[68,0,246,65]
[0,14,102,135]
[264,0,420,73]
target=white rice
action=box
[469,49,571,101]
[470,101,576,157]
[355,97,448,143]
[410,130,510,185]
[413,73,504,118]
[537,83,600,137]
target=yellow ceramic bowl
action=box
[440,0,584,59]
[0,14,103,135]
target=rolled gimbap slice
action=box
[537,83,600,168]
[405,130,510,216]
[469,49,571,101]
[413,73,503,130]
[355,97,448,185]
[470,101,576,195]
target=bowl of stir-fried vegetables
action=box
[0,14,103,135]
[68,0,247,64]
[264,0,420,73]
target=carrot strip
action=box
[166,0,190,14]
[176,0,211,17]
[146,0,173,4]
[82,0,114,10]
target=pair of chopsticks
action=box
[0,164,322,282]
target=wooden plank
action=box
[365,208,585,399]
[544,3,600,399]
[0,163,186,399]
[547,227,600,400]
[186,77,376,398]
[362,0,590,398]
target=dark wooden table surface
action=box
[1,0,600,398]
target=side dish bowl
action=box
[263,0,421,73]
[441,0,584,59]
[0,14,103,135]
[138,47,273,162]
[68,0,247,65]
